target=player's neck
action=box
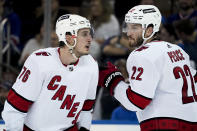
[144,37,154,44]
[59,47,78,65]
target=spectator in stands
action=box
[18,23,44,66]
[0,0,21,67]
[87,0,120,62]
[35,0,69,28]
[167,0,197,29]
[158,24,178,44]
[89,0,120,45]
[174,19,197,69]
[100,21,134,64]
[101,33,131,64]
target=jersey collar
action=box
[57,48,79,67]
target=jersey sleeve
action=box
[2,53,44,130]
[114,54,160,111]
[11,53,44,103]
[78,63,99,130]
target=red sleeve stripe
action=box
[194,73,197,83]
[23,124,33,131]
[7,89,33,113]
[82,99,95,111]
[126,86,152,110]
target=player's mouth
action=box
[85,45,90,50]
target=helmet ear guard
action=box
[124,5,162,43]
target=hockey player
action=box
[99,5,197,130]
[2,14,98,131]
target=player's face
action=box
[75,28,92,57]
[126,23,144,48]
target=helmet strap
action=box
[142,28,155,44]
[65,38,79,60]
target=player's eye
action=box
[81,31,91,37]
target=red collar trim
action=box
[57,48,79,67]
[73,58,79,66]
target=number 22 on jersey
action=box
[173,64,197,104]
[131,66,144,81]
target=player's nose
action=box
[127,30,133,37]
[87,34,92,42]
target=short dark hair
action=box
[59,41,65,47]
[174,19,195,35]
[147,24,160,41]
[58,32,72,47]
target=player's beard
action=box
[129,35,144,48]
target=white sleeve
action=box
[2,54,44,130]
[114,81,139,111]
[2,101,26,131]
[78,63,99,130]
[114,55,160,111]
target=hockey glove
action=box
[98,62,124,95]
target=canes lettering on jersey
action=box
[47,75,81,120]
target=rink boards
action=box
[0,120,140,131]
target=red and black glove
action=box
[98,62,124,95]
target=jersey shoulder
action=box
[32,47,57,56]
[26,47,58,68]
[130,41,183,62]
[80,55,98,69]
[29,47,57,59]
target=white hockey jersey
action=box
[2,47,99,131]
[114,41,197,130]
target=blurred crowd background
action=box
[0,0,197,123]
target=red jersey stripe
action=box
[126,87,152,110]
[82,99,95,111]
[7,89,33,113]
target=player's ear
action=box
[145,25,153,38]
[65,32,75,46]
